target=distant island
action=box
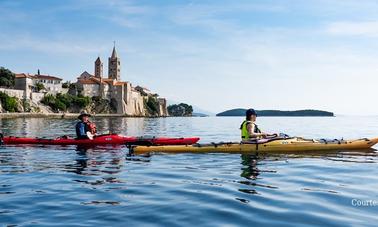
[167,103,193,116]
[217,109,334,117]
[192,112,209,117]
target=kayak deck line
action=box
[130,137,378,155]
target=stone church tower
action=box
[94,57,103,78]
[108,46,121,80]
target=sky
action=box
[1,0,378,115]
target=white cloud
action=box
[169,2,286,30]
[107,16,142,28]
[77,0,154,28]
[326,21,378,37]
[0,34,107,55]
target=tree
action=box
[35,82,45,92]
[0,67,15,88]
[41,93,91,112]
[62,82,70,88]
[144,96,160,116]
[0,91,18,112]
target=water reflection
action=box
[237,154,279,198]
[240,154,260,180]
[0,117,200,139]
[64,146,125,176]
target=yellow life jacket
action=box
[240,120,261,140]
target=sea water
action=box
[1,116,378,226]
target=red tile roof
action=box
[34,75,62,81]
[78,79,99,85]
[78,76,114,85]
[91,77,111,85]
[15,73,31,78]
[15,73,62,80]
[115,81,127,86]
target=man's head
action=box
[78,111,91,122]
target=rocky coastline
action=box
[0,112,168,119]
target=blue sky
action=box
[1,0,378,115]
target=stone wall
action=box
[0,88,46,104]
[105,83,146,116]
[158,98,168,116]
[31,92,45,103]
[61,88,69,94]
[127,89,145,116]
[0,88,25,99]
[79,84,100,97]
[102,84,111,100]
[109,85,125,114]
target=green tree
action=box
[0,92,18,112]
[73,95,91,108]
[0,67,15,88]
[41,94,55,105]
[35,82,45,92]
[62,81,70,88]
[144,96,159,116]
[41,93,91,112]
[56,93,73,107]
[54,100,66,111]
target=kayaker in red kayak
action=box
[240,109,276,141]
[76,111,97,140]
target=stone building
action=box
[1,71,64,105]
[76,46,168,116]
[15,71,63,94]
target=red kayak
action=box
[0,134,200,146]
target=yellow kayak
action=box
[130,137,378,154]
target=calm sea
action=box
[1,116,378,226]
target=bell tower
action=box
[108,43,121,80]
[94,56,103,78]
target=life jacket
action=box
[240,120,261,140]
[88,122,97,134]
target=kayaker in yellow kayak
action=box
[76,111,97,140]
[240,109,276,141]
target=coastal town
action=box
[0,46,169,117]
